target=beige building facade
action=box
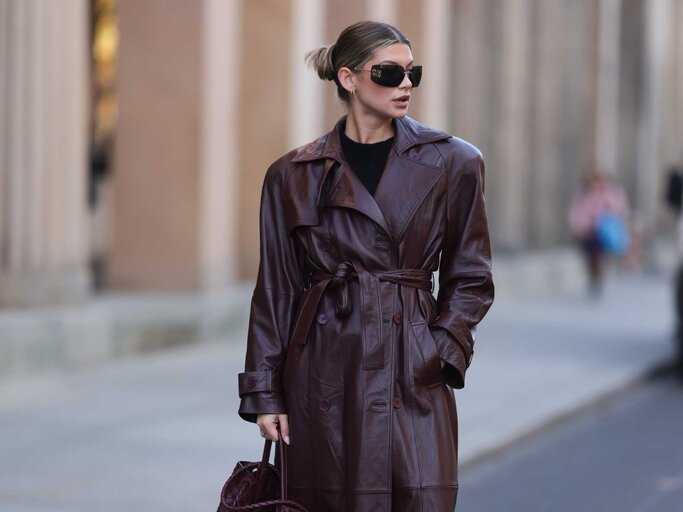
[1,0,683,307]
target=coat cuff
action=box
[430,316,474,366]
[237,370,287,423]
[429,327,469,389]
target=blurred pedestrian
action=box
[568,168,630,297]
[236,20,494,512]
[664,164,683,376]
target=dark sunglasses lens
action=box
[372,65,422,87]
[410,66,422,87]
[379,65,405,86]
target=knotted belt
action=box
[289,260,433,369]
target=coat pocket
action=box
[410,320,444,389]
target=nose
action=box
[399,72,413,89]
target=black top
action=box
[339,120,394,197]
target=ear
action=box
[337,66,355,94]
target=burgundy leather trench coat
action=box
[238,114,494,511]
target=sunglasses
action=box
[353,64,423,87]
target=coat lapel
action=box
[326,160,393,238]
[291,114,452,243]
[373,151,444,243]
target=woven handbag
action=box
[217,426,307,512]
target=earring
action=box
[351,89,356,96]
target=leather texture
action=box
[237,114,495,511]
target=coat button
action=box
[320,239,333,251]
[319,398,330,410]
[317,313,328,325]
[246,376,257,388]
[393,312,402,325]
[393,397,402,409]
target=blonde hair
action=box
[304,20,411,104]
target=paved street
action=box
[458,372,683,512]
[0,271,677,511]
[457,271,676,464]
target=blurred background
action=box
[1,0,683,511]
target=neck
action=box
[343,110,395,144]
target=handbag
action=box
[595,211,630,255]
[217,426,308,512]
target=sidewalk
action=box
[0,271,676,511]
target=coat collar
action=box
[289,115,452,244]
[291,114,451,164]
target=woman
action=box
[237,20,494,511]
[568,168,630,297]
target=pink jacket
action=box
[568,182,629,238]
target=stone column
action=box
[617,0,644,198]
[529,0,564,247]
[111,0,242,290]
[111,0,200,290]
[595,0,622,176]
[637,0,672,231]
[673,0,683,166]
[199,0,241,290]
[0,0,90,307]
[420,0,450,131]
[450,0,487,146]
[289,0,325,149]
[397,0,425,119]
[238,0,294,279]
[494,0,532,251]
[661,0,683,168]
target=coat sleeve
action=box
[237,158,305,423]
[429,148,495,389]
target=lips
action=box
[394,96,410,101]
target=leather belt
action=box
[289,260,433,369]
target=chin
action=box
[369,107,407,120]
[383,107,408,118]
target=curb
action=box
[0,286,253,381]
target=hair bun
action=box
[304,43,337,82]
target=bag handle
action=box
[277,425,288,500]
[256,424,288,497]
[223,425,303,511]
[267,425,290,500]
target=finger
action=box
[264,418,279,442]
[256,415,273,431]
[256,418,268,438]
[278,414,290,445]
